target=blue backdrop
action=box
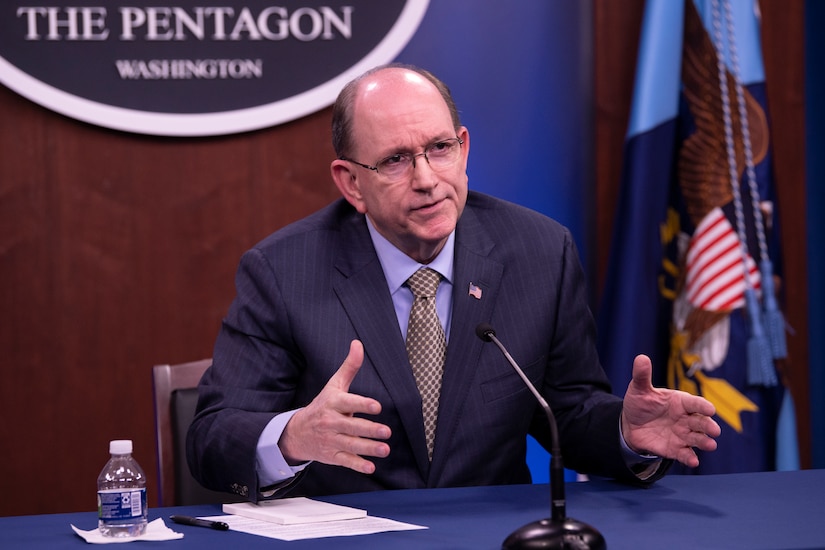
[395,0,594,482]
[395,0,594,260]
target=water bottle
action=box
[97,440,148,537]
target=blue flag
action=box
[597,0,798,474]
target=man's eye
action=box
[382,154,406,166]
[429,141,457,156]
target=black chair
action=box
[152,359,229,506]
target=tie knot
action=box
[406,268,441,298]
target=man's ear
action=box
[331,160,367,214]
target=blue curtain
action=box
[806,0,825,469]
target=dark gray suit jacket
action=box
[187,192,651,500]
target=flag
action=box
[597,0,798,474]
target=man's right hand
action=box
[278,340,392,474]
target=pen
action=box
[169,515,229,531]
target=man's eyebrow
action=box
[379,135,454,156]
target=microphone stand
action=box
[476,324,605,550]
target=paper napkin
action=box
[71,518,183,544]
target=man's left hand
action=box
[621,354,721,468]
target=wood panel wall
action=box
[0,0,809,517]
[0,89,339,515]
[593,0,810,467]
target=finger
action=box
[692,434,718,453]
[676,425,718,450]
[324,434,391,475]
[333,452,380,475]
[675,446,700,468]
[630,354,653,390]
[314,407,391,441]
[686,413,721,438]
[327,340,364,392]
[683,394,718,419]
[329,385,383,417]
[705,417,722,437]
[345,415,392,441]
[333,431,391,459]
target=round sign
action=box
[0,1,429,136]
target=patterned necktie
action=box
[405,267,446,461]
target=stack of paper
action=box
[223,497,367,525]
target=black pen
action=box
[169,515,229,531]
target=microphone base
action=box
[502,517,606,550]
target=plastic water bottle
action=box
[97,440,148,537]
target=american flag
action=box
[685,206,761,311]
[468,283,482,300]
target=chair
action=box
[152,359,229,506]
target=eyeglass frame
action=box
[338,136,465,181]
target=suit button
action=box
[230,483,249,497]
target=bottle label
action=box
[97,488,146,520]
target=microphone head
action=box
[475,323,495,342]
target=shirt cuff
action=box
[618,420,662,480]
[256,409,311,488]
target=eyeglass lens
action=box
[377,138,461,181]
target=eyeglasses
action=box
[340,137,464,183]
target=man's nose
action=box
[410,151,431,170]
[409,152,438,188]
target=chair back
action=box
[152,359,228,506]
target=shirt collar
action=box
[365,216,455,295]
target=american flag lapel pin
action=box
[468,282,482,300]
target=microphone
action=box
[475,323,605,550]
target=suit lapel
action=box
[429,205,503,484]
[331,202,505,483]
[332,213,431,477]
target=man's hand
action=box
[278,340,391,474]
[621,354,721,468]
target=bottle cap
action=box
[109,440,133,455]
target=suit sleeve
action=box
[186,247,305,501]
[535,228,667,483]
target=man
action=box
[187,64,720,501]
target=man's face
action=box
[331,69,469,264]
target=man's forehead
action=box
[349,68,452,151]
[362,68,428,92]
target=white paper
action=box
[71,518,184,544]
[205,513,427,541]
[223,497,366,524]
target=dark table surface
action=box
[2,469,823,549]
